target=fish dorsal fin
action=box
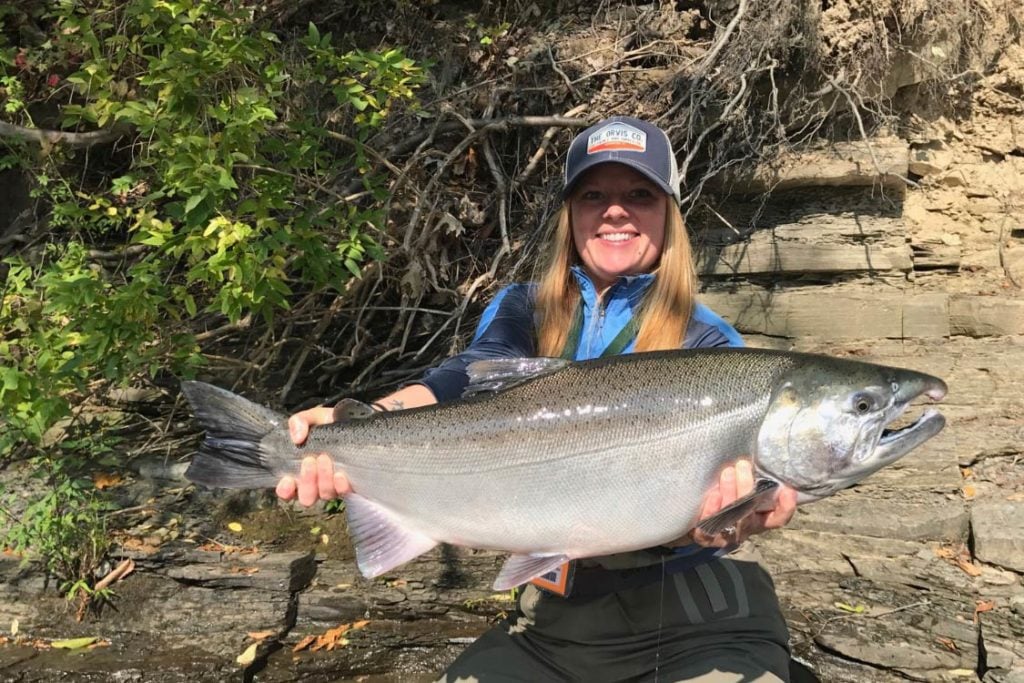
[343,493,438,579]
[463,357,571,398]
[333,398,376,423]
[695,478,780,537]
[493,553,571,591]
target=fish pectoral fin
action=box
[463,357,571,397]
[493,553,571,591]
[333,398,377,423]
[695,478,780,537]
[343,493,438,579]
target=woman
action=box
[278,116,799,682]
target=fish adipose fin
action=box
[180,381,288,489]
[493,553,571,591]
[333,398,376,423]
[344,493,439,579]
[463,357,571,397]
[696,478,780,537]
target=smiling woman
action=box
[278,115,803,682]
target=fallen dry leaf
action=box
[236,642,259,666]
[118,537,160,555]
[227,522,243,533]
[294,620,371,654]
[229,566,259,576]
[292,635,317,653]
[957,558,983,577]
[51,636,99,650]
[92,472,124,490]
[961,484,976,500]
[247,630,275,641]
[974,600,996,622]
[310,623,352,652]
[936,636,959,652]
[934,544,983,576]
[833,602,866,614]
[198,541,259,555]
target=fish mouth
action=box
[874,407,946,463]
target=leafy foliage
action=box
[0,0,423,596]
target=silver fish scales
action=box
[182,348,947,589]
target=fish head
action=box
[756,358,947,502]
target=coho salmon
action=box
[181,348,947,590]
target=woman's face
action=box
[568,163,668,292]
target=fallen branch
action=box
[0,121,130,148]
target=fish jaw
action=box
[755,360,948,501]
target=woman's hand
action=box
[667,460,799,549]
[275,406,351,507]
[275,384,438,507]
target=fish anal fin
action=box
[463,357,571,398]
[333,398,376,423]
[493,553,571,591]
[343,493,438,579]
[696,478,780,537]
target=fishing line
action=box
[653,555,666,683]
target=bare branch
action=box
[0,121,130,148]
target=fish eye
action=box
[852,393,875,414]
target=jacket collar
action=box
[570,265,654,310]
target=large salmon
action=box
[181,348,947,589]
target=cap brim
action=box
[562,157,677,201]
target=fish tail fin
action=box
[180,381,291,489]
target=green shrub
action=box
[0,0,423,599]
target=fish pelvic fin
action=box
[695,478,780,537]
[463,357,570,397]
[343,493,438,579]
[180,381,288,489]
[493,553,571,591]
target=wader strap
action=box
[559,301,640,360]
[560,303,585,360]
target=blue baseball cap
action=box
[562,116,681,202]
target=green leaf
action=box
[217,167,237,190]
[184,193,205,216]
[51,636,99,650]
[343,258,361,278]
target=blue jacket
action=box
[419,266,744,402]
[416,266,744,572]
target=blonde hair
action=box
[535,201,697,356]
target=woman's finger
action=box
[734,459,754,498]
[297,456,318,507]
[761,485,799,530]
[334,471,352,496]
[276,475,297,501]
[718,464,738,508]
[288,406,335,446]
[317,454,337,500]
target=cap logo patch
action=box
[587,123,646,154]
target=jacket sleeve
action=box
[417,284,536,403]
[684,302,745,349]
